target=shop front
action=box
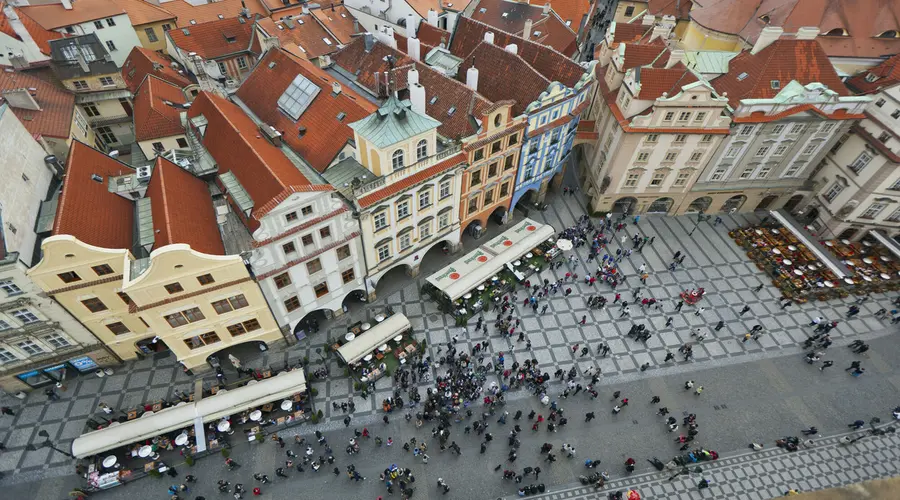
[14,355,101,388]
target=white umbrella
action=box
[556,239,573,252]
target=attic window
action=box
[501,13,507,17]
[190,19,197,25]
[566,20,572,26]
[770,80,780,89]
[533,31,542,37]
[268,62,277,69]
[91,174,104,183]
[479,7,486,12]
[323,38,333,45]
[448,106,456,116]
[182,28,190,35]
[278,73,321,120]
[337,112,346,121]
[278,24,284,30]
[865,73,878,82]
[878,30,898,39]
[225,35,237,43]
[218,14,224,19]
[737,72,749,81]
[823,28,846,36]
[429,96,438,104]
[759,15,770,23]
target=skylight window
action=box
[479,7,486,12]
[277,73,321,120]
[341,13,347,18]
[501,13,508,17]
[337,112,346,121]
[566,21,572,26]
[770,80,780,89]
[218,14,224,19]
[323,38,333,45]
[448,106,456,116]
[298,19,304,24]
[533,31,542,37]
[737,72,749,81]
[190,20,197,25]
[430,96,438,104]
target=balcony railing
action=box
[354,145,462,197]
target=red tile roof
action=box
[528,0,591,29]
[470,0,576,55]
[161,0,268,28]
[450,17,585,87]
[111,0,175,25]
[711,38,850,108]
[167,16,259,60]
[235,48,376,173]
[122,46,193,94]
[0,65,75,139]
[415,20,451,48]
[53,141,134,250]
[188,91,330,223]
[732,104,864,123]
[0,4,64,56]
[332,38,492,140]
[133,76,187,142]
[405,0,444,18]
[310,4,359,44]
[457,40,549,116]
[609,21,652,47]
[846,53,900,94]
[256,16,336,60]
[647,0,693,20]
[146,156,224,255]
[18,0,125,30]
[358,152,466,207]
[619,39,669,69]
[634,64,698,99]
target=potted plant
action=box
[185,455,195,466]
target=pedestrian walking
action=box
[819,360,834,371]
[714,320,724,331]
[695,307,705,316]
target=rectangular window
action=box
[689,151,703,162]
[725,145,741,158]
[342,268,355,284]
[739,168,753,179]
[646,134,659,143]
[0,320,9,330]
[470,170,482,188]
[860,202,887,220]
[790,124,805,134]
[164,282,184,294]
[673,171,690,186]
[319,227,331,239]
[888,178,900,191]
[105,40,117,52]
[197,274,215,285]
[336,244,351,261]
[237,57,248,70]
[164,307,205,328]
[377,243,391,262]
[821,123,836,133]
[886,207,900,222]
[624,172,640,187]
[43,332,70,349]
[508,134,518,146]
[106,17,116,27]
[301,205,313,216]
[773,144,788,156]
[784,162,803,177]
[439,180,452,199]
[284,296,301,312]
[58,271,81,283]
[419,190,431,209]
[624,5,634,16]
[183,332,221,350]
[635,152,649,163]
[879,131,891,143]
[397,200,410,219]
[83,103,100,117]
[12,308,40,323]
[649,171,666,186]
[677,111,691,122]
[73,80,89,90]
[876,98,886,107]
[484,188,495,205]
[399,233,412,250]
[81,298,107,313]
[755,147,769,157]
[694,112,706,122]
[664,152,677,162]
[500,182,510,198]
[145,27,159,42]
[710,169,725,181]
[473,149,484,162]
[802,143,817,155]
[419,220,433,239]
[439,212,450,230]
[491,141,502,154]
[283,241,297,255]
[94,20,104,29]
[663,112,675,122]
[468,197,479,215]
[301,234,314,247]
[212,294,249,315]
[17,340,43,356]
[99,76,115,86]
[739,125,754,136]
[488,162,498,178]
[285,212,298,222]
[374,212,387,231]
[674,134,687,144]
[757,167,771,178]
[504,155,515,171]
[274,272,291,289]
[217,61,228,75]
[849,152,872,173]
[700,134,712,143]
[0,346,17,363]
[106,322,130,335]
[0,280,22,295]
[227,319,261,337]
[306,258,323,275]
[97,126,117,144]
[823,182,844,202]
[314,282,329,298]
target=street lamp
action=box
[688,211,711,236]
[26,429,74,458]
[315,347,326,364]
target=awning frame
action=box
[769,209,851,279]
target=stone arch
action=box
[611,196,637,214]
[646,197,674,214]
[755,194,779,211]
[685,196,712,214]
[720,195,747,213]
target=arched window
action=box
[416,140,428,161]
[392,149,405,170]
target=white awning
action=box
[336,313,411,365]
[71,369,307,459]
[770,209,851,279]
[870,230,900,260]
[426,218,555,302]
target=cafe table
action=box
[102,455,117,469]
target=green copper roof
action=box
[348,96,440,149]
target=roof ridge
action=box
[456,16,573,64]
[473,39,550,85]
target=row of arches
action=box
[611,194,807,216]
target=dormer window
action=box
[225,35,236,43]
[392,149,405,170]
[770,80,780,89]
[865,73,878,83]
[823,28,847,36]
[878,30,898,39]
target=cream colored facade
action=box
[28,238,282,370]
[137,134,188,161]
[612,0,647,23]
[133,19,175,52]
[810,84,900,241]
[61,72,135,151]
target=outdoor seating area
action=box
[335,313,417,382]
[731,224,900,302]
[72,369,311,491]
[423,218,559,323]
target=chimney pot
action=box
[332,81,342,94]
[484,31,495,44]
[466,66,479,91]
[505,44,518,56]
[523,19,533,39]
[751,26,783,54]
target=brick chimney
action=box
[751,26,783,54]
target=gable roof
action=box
[133,76,187,142]
[188,91,331,222]
[632,64,698,99]
[235,48,376,173]
[255,16,336,60]
[122,46,193,94]
[0,3,64,56]
[405,0,445,18]
[470,0,577,55]
[415,20,451,47]
[348,96,441,149]
[17,0,125,30]
[711,38,850,108]
[619,38,669,69]
[111,0,175,26]
[0,65,75,139]
[450,17,585,87]
[527,0,591,29]
[310,4,359,44]
[146,156,224,255]
[53,141,134,250]
[167,16,258,60]
[161,0,268,28]
[846,53,900,94]
[332,37,493,140]
[457,40,550,116]
[647,0,693,20]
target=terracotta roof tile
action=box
[256,16,336,60]
[450,17,585,87]
[711,38,849,108]
[647,0,693,20]
[0,4,64,56]
[146,156,224,255]
[167,17,258,60]
[18,0,125,30]
[609,21,652,46]
[0,65,75,139]
[415,21,451,47]
[122,46,193,94]
[527,0,591,29]
[405,0,444,18]
[310,4,358,44]
[133,76,187,142]
[332,38,493,140]
[358,152,466,207]
[111,0,175,26]
[53,141,134,250]
[846,53,900,94]
[236,48,376,173]
[161,0,268,28]
[634,63,698,99]
[457,40,549,116]
[471,0,576,55]
[619,39,669,69]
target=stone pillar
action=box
[450,241,463,253]
[332,307,345,319]
[367,290,378,302]
[536,178,551,203]
[408,264,421,278]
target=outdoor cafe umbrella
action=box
[556,239,573,252]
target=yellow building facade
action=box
[133,20,175,52]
